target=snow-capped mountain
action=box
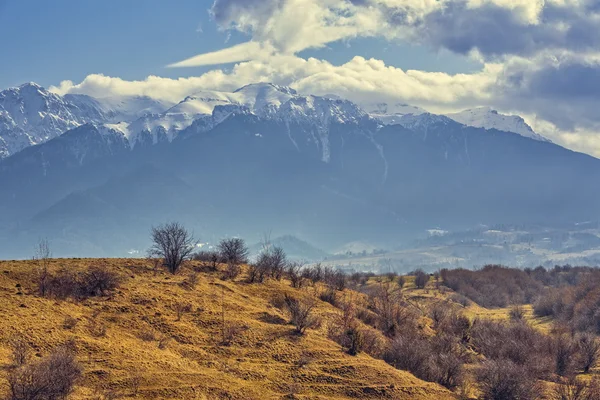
[445,107,549,142]
[1,81,555,161]
[109,83,372,158]
[2,81,600,258]
[364,102,427,126]
[0,83,100,158]
[0,82,174,159]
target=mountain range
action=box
[0,81,599,259]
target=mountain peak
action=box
[445,107,550,142]
[234,82,297,96]
[18,82,44,90]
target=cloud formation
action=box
[52,0,600,157]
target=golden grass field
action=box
[0,259,456,400]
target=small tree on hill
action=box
[34,238,51,296]
[283,294,319,335]
[218,238,249,280]
[149,222,195,274]
[414,269,430,289]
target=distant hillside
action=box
[249,235,330,261]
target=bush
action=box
[248,246,287,283]
[8,345,82,400]
[476,359,538,400]
[9,337,29,367]
[192,251,221,270]
[384,332,465,389]
[283,294,320,335]
[443,265,544,308]
[509,305,526,322]
[62,316,78,330]
[43,266,121,300]
[414,269,430,289]
[286,262,304,288]
[551,376,600,400]
[577,333,600,373]
[79,265,121,297]
[218,238,249,281]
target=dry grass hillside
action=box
[0,259,455,400]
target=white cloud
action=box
[167,41,269,67]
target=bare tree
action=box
[283,294,320,335]
[34,238,51,296]
[414,269,430,289]
[218,238,249,266]
[578,333,600,373]
[149,222,195,274]
[287,262,305,288]
[218,238,249,280]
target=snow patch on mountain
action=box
[364,102,427,126]
[0,83,89,157]
[446,107,549,142]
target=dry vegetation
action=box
[4,237,600,400]
[0,257,453,400]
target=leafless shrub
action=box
[181,271,199,289]
[218,238,249,281]
[138,331,157,342]
[9,337,29,367]
[323,267,346,291]
[149,222,196,274]
[444,265,544,308]
[552,376,600,400]
[356,307,378,327]
[130,371,143,397]
[157,336,170,350]
[371,281,417,337]
[349,272,368,287]
[577,333,600,373]
[283,294,320,335]
[79,266,121,297]
[44,266,120,301]
[397,275,406,290]
[62,316,78,330]
[46,269,80,300]
[509,305,526,322]
[449,293,471,307]
[248,246,287,283]
[303,264,323,285]
[192,250,221,270]
[218,238,249,266]
[34,238,52,297]
[174,302,192,321]
[223,262,241,281]
[88,319,107,338]
[286,262,305,289]
[319,288,338,306]
[555,335,577,377]
[360,328,386,358]
[8,345,81,400]
[414,269,430,289]
[295,353,313,368]
[384,332,465,389]
[221,323,244,346]
[476,359,538,400]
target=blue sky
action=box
[0,0,480,89]
[1,0,600,156]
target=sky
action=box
[1,0,600,155]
